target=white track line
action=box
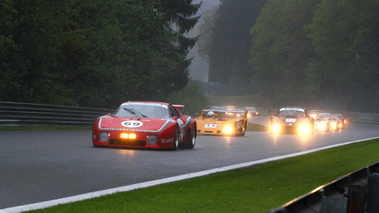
[1,136,378,213]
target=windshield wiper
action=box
[123,108,147,118]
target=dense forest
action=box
[199,0,379,111]
[2,0,379,111]
[1,0,201,108]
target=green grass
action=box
[29,138,379,213]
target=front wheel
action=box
[240,123,247,136]
[172,127,179,150]
[188,126,197,149]
[181,126,196,149]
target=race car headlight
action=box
[99,132,110,142]
[299,124,311,134]
[271,124,280,133]
[320,123,327,130]
[223,126,233,134]
[146,135,158,145]
[120,133,137,139]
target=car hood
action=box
[97,116,172,132]
[274,116,307,122]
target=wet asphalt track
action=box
[1,117,379,209]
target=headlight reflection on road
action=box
[269,131,312,148]
[118,150,135,158]
[299,134,311,144]
[223,136,231,145]
[272,133,279,147]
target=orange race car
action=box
[196,109,248,136]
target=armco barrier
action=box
[345,112,379,123]
[266,162,379,213]
[0,101,115,126]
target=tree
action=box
[157,0,202,91]
[306,0,379,105]
[0,0,73,104]
[197,5,219,62]
[168,82,209,116]
[0,0,21,101]
[208,0,266,84]
[0,0,202,108]
[250,0,320,105]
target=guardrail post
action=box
[347,185,366,213]
[321,196,347,213]
[367,163,379,213]
[321,177,348,213]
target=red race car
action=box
[92,101,197,150]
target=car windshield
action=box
[319,113,331,119]
[223,111,244,118]
[244,107,257,111]
[203,110,244,119]
[113,104,169,118]
[331,115,340,119]
[278,109,306,117]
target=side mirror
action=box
[172,116,178,120]
[107,113,112,116]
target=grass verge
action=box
[28,138,379,213]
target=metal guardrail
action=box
[266,162,379,213]
[345,112,379,123]
[0,101,114,126]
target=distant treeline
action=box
[200,0,379,109]
[0,0,201,108]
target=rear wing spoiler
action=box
[173,105,184,109]
[173,105,185,115]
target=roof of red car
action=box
[121,101,170,106]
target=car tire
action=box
[242,123,247,136]
[188,126,197,149]
[181,126,196,149]
[172,126,179,150]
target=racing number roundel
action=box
[121,121,143,128]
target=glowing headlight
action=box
[299,124,311,134]
[146,135,158,145]
[330,122,337,129]
[271,124,280,133]
[99,132,110,142]
[320,123,327,131]
[223,126,233,134]
[120,133,136,139]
